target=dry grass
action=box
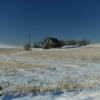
[0,47,100,62]
[16,47,100,63]
[0,46,100,95]
[0,48,24,54]
[0,61,49,72]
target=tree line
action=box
[24,37,90,50]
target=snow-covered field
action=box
[0,44,100,100]
[11,89,100,100]
[85,43,100,48]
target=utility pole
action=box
[28,33,31,46]
[28,33,32,52]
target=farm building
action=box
[43,37,61,49]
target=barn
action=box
[43,37,61,49]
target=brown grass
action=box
[0,46,100,94]
[17,47,100,63]
[0,48,24,54]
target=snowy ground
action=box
[11,89,100,100]
[0,45,100,100]
[0,60,100,100]
[85,43,100,48]
[0,44,22,49]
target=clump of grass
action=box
[0,86,3,96]
[0,86,2,89]
[2,82,80,95]
[57,80,80,91]
[91,56,100,62]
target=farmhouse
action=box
[43,37,61,49]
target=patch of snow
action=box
[62,45,80,48]
[55,89,100,100]
[2,89,100,100]
[0,44,21,49]
[0,54,100,100]
[12,94,53,100]
[85,43,100,48]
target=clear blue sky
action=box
[0,0,99,44]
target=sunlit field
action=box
[0,45,100,100]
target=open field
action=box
[0,48,23,55]
[0,44,100,62]
[8,46,100,63]
[0,45,100,100]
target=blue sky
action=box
[0,0,99,44]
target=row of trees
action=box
[63,39,90,46]
[42,37,90,49]
[24,37,90,50]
